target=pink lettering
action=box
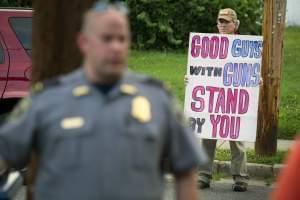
[238,89,249,114]
[206,86,219,113]
[191,35,201,58]
[219,115,230,138]
[209,36,220,59]
[190,35,229,59]
[230,116,240,139]
[214,88,226,113]
[226,89,238,114]
[220,37,229,59]
[210,115,221,138]
[191,86,205,112]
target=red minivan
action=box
[0,8,32,114]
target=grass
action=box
[128,26,300,140]
[278,27,300,139]
[215,149,287,165]
[129,51,187,102]
[212,173,227,181]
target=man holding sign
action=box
[185,8,263,192]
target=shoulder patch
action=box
[120,84,138,95]
[31,82,44,94]
[31,77,61,94]
[8,97,31,121]
[73,85,90,97]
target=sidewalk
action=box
[214,139,294,151]
[164,176,273,200]
[196,139,294,178]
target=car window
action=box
[0,42,4,64]
[9,17,32,56]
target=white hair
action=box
[234,19,240,31]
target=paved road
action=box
[200,182,273,200]
[14,179,273,200]
[164,178,273,200]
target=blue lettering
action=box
[240,63,251,87]
[223,63,233,86]
[231,39,241,57]
[233,63,241,87]
[231,39,263,59]
[249,41,256,58]
[251,63,261,86]
[255,41,263,59]
[241,41,250,57]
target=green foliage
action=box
[0,0,32,7]
[215,149,287,165]
[125,0,263,49]
[278,27,300,139]
[1,0,262,49]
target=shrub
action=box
[1,0,263,49]
[126,0,263,49]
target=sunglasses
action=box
[217,18,234,25]
[91,1,129,15]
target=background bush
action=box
[0,0,32,7]
[1,0,263,49]
[126,0,263,49]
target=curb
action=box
[211,160,285,178]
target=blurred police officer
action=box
[0,1,206,200]
[197,8,249,192]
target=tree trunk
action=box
[255,0,287,156]
[32,0,96,84]
[28,1,96,199]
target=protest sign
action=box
[184,33,263,142]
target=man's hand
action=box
[175,169,199,200]
[184,75,189,86]
[259,77,263,87]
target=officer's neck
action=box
[83,65,122,85]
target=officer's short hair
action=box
[90,1,129,16]
[81,1,129,33]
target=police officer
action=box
[0,1,206,200]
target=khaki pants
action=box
[199,139,249,184]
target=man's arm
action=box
[0,97,37,170]
[175,169,199,200]
[163,93,206,200]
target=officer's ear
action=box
[77,32,89,55]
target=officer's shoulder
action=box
[59,69,83,84]
[31,69,83,95]
[31,76,61,95]
[128,72,172,95]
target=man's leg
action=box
[229,141,249,192]
[198,139,217,189]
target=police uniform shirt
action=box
[0,69,205,200]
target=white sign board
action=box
[184,33,263,142]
